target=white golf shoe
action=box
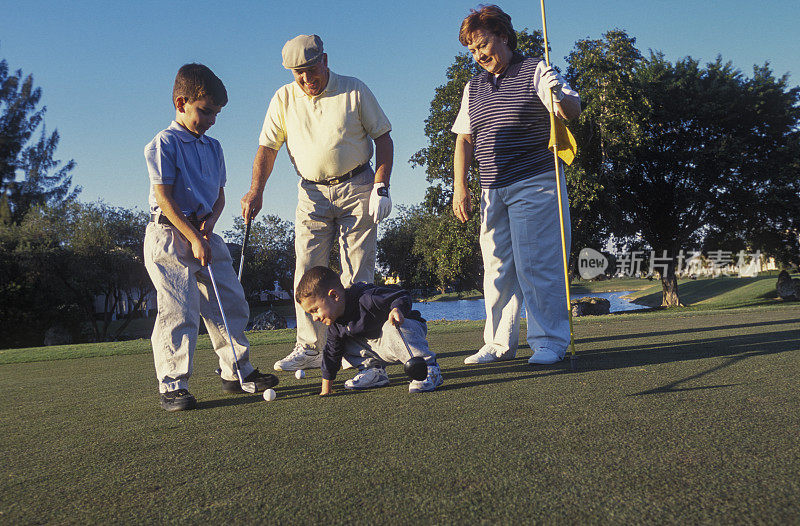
[464,345,514,365]
[344,367,390,390]
[528,348,563,365]
[408,364,444,393]
[273,344,323,371]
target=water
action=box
[282,290,644,327]
[413,290,646,321]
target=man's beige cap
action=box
[282,34,324,69]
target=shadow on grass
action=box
[628,353,754,396]
[435,348,482,360]
[576,318,800,345]
[197,381,365,407]
[569,327,798,401]
[202,316,798,401]
[580,328,798,364]
[436,359,565,391]
[426,317,799,394]
[198,395,264,409]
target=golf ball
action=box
[263,388,276,401]
[295,369,306,380]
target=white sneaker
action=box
[464,346,514,365]
[344,367,389,390]
[409,364,444,393]
[273,344,323,371]
[528,348,563,365]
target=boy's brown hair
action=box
[172,63,228,107]
[295,266,344,303]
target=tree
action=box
[413,211,482,294]
[0,202,151,346]
[0,214,75,347]
[703,64,800,266]
[0,55,79,224]
[563,30,642,275]
[377,205,436,290]
[226,214,295,298]
[566,30,800,305]
[63,202,153,341]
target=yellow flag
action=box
[548,117,577,165]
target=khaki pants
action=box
[144,223,255,393]
[342,319,436,369]
[293,168,377,351]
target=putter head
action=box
[404,357,428,381]
[216,367,258,393]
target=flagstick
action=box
[540,0,577,370]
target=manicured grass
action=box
[0,321,483,365]
[1,306,798,523]
[570,276,656,294]
[417,289,485,302]
[628,274,790,309]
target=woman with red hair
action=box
[451,5,581,366]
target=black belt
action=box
[303,163,369,186]
[151,213,207,230]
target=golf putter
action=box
[395,324,428,381]
[207,265,257,393]
[237,215,252,282]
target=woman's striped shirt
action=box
[452,53,576,189]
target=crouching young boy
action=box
[143,63,278,412]
[295,266,443,395]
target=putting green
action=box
[1,305,798,523]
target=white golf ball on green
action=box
[295,369,306,380]
[263,388,276,401]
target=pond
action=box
[282,290,645,328]
[413,290,646,321]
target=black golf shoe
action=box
[160,389,197,412]
[221,368,279,394]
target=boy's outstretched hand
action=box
[388,307,404,326]
[320,378,333,396]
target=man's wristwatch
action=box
[377,186,389,197]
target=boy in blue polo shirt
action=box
[143,63,278,412]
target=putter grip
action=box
[238,218,252,282]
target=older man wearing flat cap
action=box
[242,34,394,372]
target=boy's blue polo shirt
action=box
[144,121,227,218]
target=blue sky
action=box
[1,0,797,235]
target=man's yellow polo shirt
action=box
[259,71,391,183]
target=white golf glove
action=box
[541,65,564,102]
[368,182,392,223]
